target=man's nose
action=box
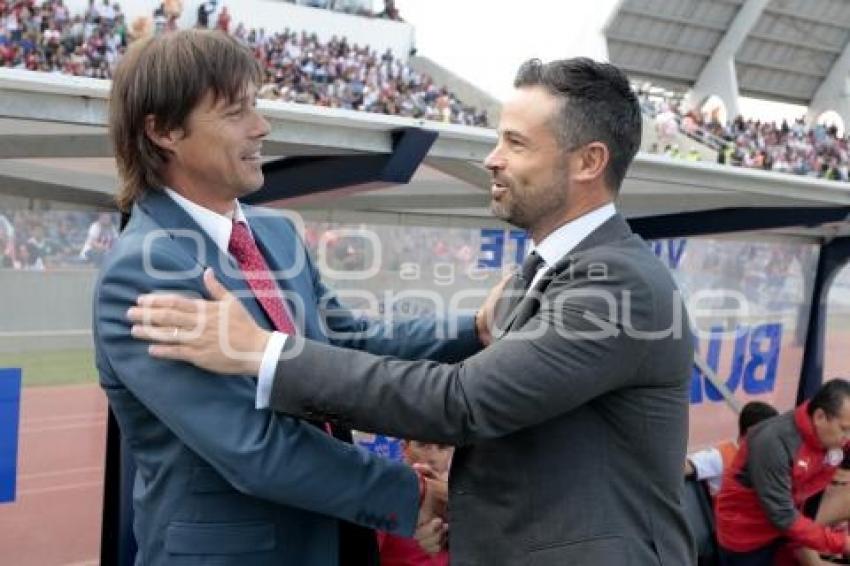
[253,111,271,139]
[484,147,505,172]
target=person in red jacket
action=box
[715,379,850,565]
[685,400,778,497]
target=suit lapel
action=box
[491,273,523,338]
[245,209,323,338]
[493,213,633,338]
[493,267,562,338]
[136,191,272,331]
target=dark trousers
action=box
[719,540,783,566]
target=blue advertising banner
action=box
[353,432,403,462]
[0,368,21,504]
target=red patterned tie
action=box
[228,220,297,335]
[229,220,332,435]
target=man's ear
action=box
[144,114,182,153]
[571,142,610,184]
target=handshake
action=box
[414,464,450,555]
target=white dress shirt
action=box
[164,187,248,253]
[164,188,282,408]
[686,447,726,495]
[526,202,617,289]
[255,202,618,409]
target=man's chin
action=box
[489,201,509,221]
[238,178,265,197]
[489,202,522,228]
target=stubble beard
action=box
[491,183,568,234]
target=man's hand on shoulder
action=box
[475,273,513,346]
[127,268,270,375]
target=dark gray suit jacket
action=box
[270,214,696,565]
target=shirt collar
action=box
[163,187,248,255]
[530,202,617,269]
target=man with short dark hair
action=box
[79,212,117,266]
[685,401,779,496]
[131,57,696,565]
[716,379,850,565]
[196,0,215,28]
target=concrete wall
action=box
[0,265,500,353]
[0,269,97,353]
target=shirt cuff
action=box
[256,331,287,409]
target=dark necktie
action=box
[519,251,545,291]
[493,251,546,333]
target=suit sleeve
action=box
[94,246,420,536]
[305,245,482,364]
[269,253,671,445]
[748,432,847,555]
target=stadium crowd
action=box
[0,208,111,269]
[283,0,403,21]
[0,0,487,125]
[0,1,489,270]
[645,93,850,182]
[0,206,483,273]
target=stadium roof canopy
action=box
[2,68,850,239]
[605,0,850,117]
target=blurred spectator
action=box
[15,242,39,269]
[163,0,181,18]
[79,211,117,266]
[685,148,701,162]
[685,401,778,496]
[99,0,115,26]
[215,5,230,33]
[196,0,215,28]
[129,14,153,40]
[715,379,850,564]
[162,0,180,32]
[795,449,850,565]
[377,0,402,21]
[26,223,57,268]
[152,2,166,34]
[0,211,13,241]
[0,231,13,268]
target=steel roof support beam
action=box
[807,40,850,131]
[686,0,769,120]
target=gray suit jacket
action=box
[269,214,696,565]
[93,191,482,565]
